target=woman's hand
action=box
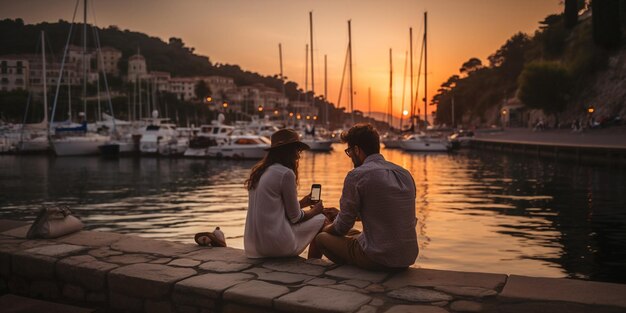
[312,201,324,215]
[300,194,318,208]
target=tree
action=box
[518,61,572,117]
[592,0,622,49]
[194,80,211,101]
[565,0,578,29]
[488,33,531,82]
[459,58,483,75]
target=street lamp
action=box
[587,106,595,114]
[402,110,409,116]
[274,110,279,115]
[222,102,228,108]
[206,96,212,102]
[258,105,263,112]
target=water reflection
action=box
[0,147,624,283]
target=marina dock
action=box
[471,127,626,165]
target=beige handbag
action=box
[27,205,84,239]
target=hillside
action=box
[432,3,626,129]
[0,18,351,126]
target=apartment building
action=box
[0,57,29,92]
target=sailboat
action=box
[298,11,333,152]
[17,31,51,154]
[49,0,111,156]
[381,48,402,149]
[400,12,450,152]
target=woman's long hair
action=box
[245,144,301,190]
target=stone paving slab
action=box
[175,272,254,299]
[383,304,449,313]
[110,235,200,256]
[199,260,253,273]
[500,275,626,308]
[0,294,95,313]
[223,280,290,308]
[1,225,30,238]
[275,285,371,313]
[182,247,261,264]
[24,244,87,257]
[326,265,389,283]
[384,268,507,290]
[0,219,28,233]
[57,230,125,247]
[57,255,118,290]
[262,259,325,276]
[109,263,197,298]
[11,252,57,280]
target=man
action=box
[316,123,418,271]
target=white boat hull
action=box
[302,139,333,151]
[382,139,402,149]
[19,136,50,153]
[400,138,449,152]
[51,134,109,156]
[184,147,211,158]
[208,146,267,159]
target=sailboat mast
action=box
[324,54,328,125]
[82,0,87,120]
[409,27,414,129]
[41,31,48,127]
[388,48,393,127]
[348,20,354,124]
[279,43,285,96]
[304,44,308,105]
[368,87,371,118]
[309,11,315,110]
[424,11,428,126]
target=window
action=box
[17,61,23,74]
[1,77,8,84]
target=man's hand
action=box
[322,207,339,222]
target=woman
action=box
[244,129,326,259]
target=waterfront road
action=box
[473,126,626,149]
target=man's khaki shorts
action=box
[315,232,389,271]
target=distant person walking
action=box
[316,123,418,271]
[243,129,326,259]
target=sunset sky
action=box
[1,0,562,120]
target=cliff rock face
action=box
[570,48,626,120]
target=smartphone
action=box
[310,184,322,203]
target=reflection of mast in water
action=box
[411,154,430,248]
[309,152,317,182]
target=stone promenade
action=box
[1,219,625,313]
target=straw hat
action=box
[267,129,310,151]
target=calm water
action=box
[1,146,625,284]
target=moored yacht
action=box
[400,133,450,152]
[208,134,270,159]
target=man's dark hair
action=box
[341,123,380,155]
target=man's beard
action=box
[351,154,363,168]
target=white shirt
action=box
[244,163,325,258]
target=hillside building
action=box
[0,57,29,92]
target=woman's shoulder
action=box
[267,163,294,177]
